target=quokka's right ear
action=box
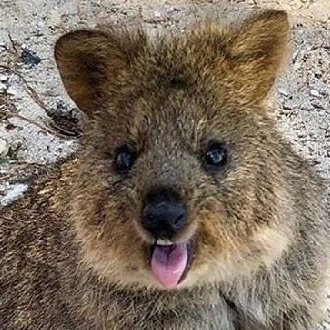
[227,10,289,103]
[54,28,147,116]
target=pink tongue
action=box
[151,243,188,289]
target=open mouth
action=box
[147,239,196,289]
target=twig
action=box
[9,112,74,139]
[7,33,19,53]
[15,73,79,138]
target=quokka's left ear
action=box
[54,28,147,117]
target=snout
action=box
[142,200,187,239]
[139,188,196,289]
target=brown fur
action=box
[1,10,329,329]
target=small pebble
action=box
[7,87,17,96]
[154,11,161,18]
[10,139,23,152]
[49,10,62,27]
[36,21,45,29]
[311,100,325,109]
[310,89,321,97]
[319,120,328,130]
[0,74,8,81]
[5,123,16,130]
[1,183,28,206]
[0,82,7,92]
[0,139,9,158]
[278,89,289,97]
[21,49,41,67]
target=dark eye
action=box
[204,141,227,170]
[114,145,137,172]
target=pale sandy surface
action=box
[0,0,329,328]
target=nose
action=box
[142,200,187,239]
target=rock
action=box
[5,123,16,130]
[278,89,289,97]
[311,100,325,110]
[21,49,41,67]
[0,74,8,81]
[10,139,23,150]
[319,120,328,130]
[0,82,7,92]
[49,10,62,27]
[36,21,45,29]
[310,89,321,97]
[0,139,9,158]
[6,87,17,96]
[0,183,28,206]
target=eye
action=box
[204,141,227,170]
[114,145,137,172]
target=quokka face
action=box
[55,10,291,290]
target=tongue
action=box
[151,243,188,289]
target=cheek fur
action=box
[73,201,150,286]
[189,192,292,285]
[69,162,151,284]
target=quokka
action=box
[0,9,329,330]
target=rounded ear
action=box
[54,29,147,116]
[229,10,289,102]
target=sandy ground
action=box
[0,0,329,328]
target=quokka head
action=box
[55,10,290,290]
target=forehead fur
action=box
[55,10,288,122]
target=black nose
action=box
[142,201,187,239]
